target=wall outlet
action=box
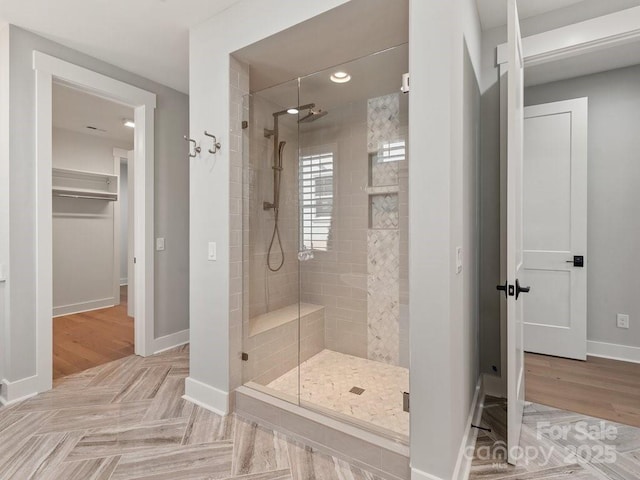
[617,313,630,329]
[156,237,165,251]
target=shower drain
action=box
[349,386,365,395]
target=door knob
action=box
[515,279,530,300]
[496,281,508,299]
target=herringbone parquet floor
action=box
[0,345,383,480]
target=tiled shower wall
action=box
[246,96,299,319]
[299,102,370,359]
[298,99,409,367]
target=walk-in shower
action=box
[241,43,409,442]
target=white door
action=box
[506,0,526,464]
[523,99,588,360]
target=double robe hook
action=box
[184,132,222,158]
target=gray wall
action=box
[525,64,640,349]
[4,25,189,382]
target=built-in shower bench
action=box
[244,303,325,386]
[249,302,324,337]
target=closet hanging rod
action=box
[55,193,116,201]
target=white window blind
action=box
[299,147,334,251]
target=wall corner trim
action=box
[587,340,640,364]
[152,329,190,354]
[183,377,229,416]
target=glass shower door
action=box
[240,79,302,405]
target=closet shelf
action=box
[52,168,118,201]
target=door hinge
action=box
[403,391,410,413]
[241,352,248,361]
[134,257,137,264]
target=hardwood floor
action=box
[0,346,383,480]
[53,286,134,381]
[526,352,640,428]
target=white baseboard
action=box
[452,376,485,480]
[152,329,190,354]
[588,340,640,364]
[53,298,115,317]
[183,377,229,416]
[0,375,39,405]
[411,468,445,480]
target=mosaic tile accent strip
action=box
[367,229,400,364]
[370,193,399,230]
[367,93,400,154]
[267,349,409,437]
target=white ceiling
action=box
[53,83,135,144]
[0,0,240,93]
[476,0,584,30]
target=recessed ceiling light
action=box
[123,119,135,128]
[287,108,299,114]
[330,71,351,83]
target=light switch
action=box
[208,242,217,261]
[456,247,463,274]
[156,237,165,251]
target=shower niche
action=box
[239,44,410,443]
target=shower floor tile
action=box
[267,349,409,437]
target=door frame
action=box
[33,51,156,393]
[113,148,131,305]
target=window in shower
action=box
[299,145,334,252]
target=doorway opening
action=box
[52,79,135,382]
[477,5,640,475]
[33,52,156,394]
[522,68,640,428]
[51,82,136,380]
